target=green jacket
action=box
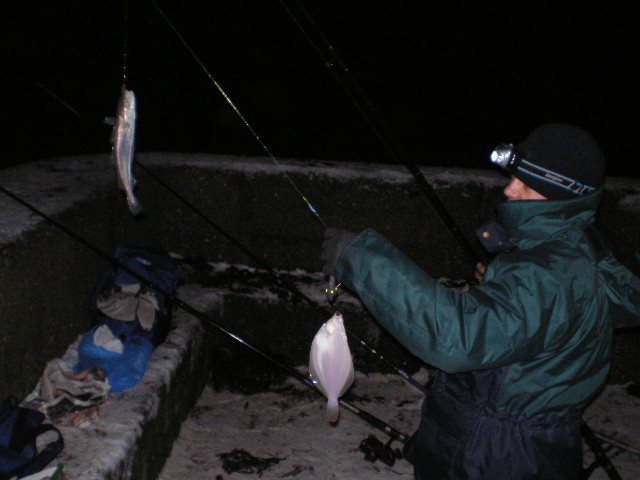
[335,189,640,418]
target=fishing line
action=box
[147,0,325,227]
[122,0,130,87]
[0,182,408,444]
[35,82,82,119]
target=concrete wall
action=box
[1,153,639,399]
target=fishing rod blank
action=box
[0,183,409,445]
[277,0,481,264]
[147,0,325,227]
[139,0,430,394]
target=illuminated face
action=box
[503,176,548,201]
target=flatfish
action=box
[309,312,354,422]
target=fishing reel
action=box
[359,435,403,467]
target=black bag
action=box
[91,239,181,346]
[0,396,63,480]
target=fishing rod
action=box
[0,183,409,446]
[2,182,622,473]
[276,0,482,265]
[272,6,627,480]
[135,18,637,477]
[581,422,624,480]
[143,0,429,395]
[147,0,325,227]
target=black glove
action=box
[321,227,358,276]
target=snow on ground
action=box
[159,370,424,480]
[159,371,640,480]
[582,384,640,477]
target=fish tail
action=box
[327,398,340,423]
[127,196,144,216]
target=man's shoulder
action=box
[488,243,583,279]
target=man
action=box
[321,123,640,480]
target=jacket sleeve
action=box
[599,253,640,329]
[334,229,568,374]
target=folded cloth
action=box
[24,358,110,421]
[97,287,159,330]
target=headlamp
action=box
[490,143,522,171]
[489,142,596,196]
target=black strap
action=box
[0,397,64,480]
[18,423,64,478]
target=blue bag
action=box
[76,329,154,393]
[0,396,63,480]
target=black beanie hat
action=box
[515,123,605,199]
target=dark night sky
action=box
[4,1,640,177]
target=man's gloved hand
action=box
[321,228,358,276]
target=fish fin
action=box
[327,398,340,423]
[104,116,116,126]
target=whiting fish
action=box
[110,85,143,216]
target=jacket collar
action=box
[495,188,603,248]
